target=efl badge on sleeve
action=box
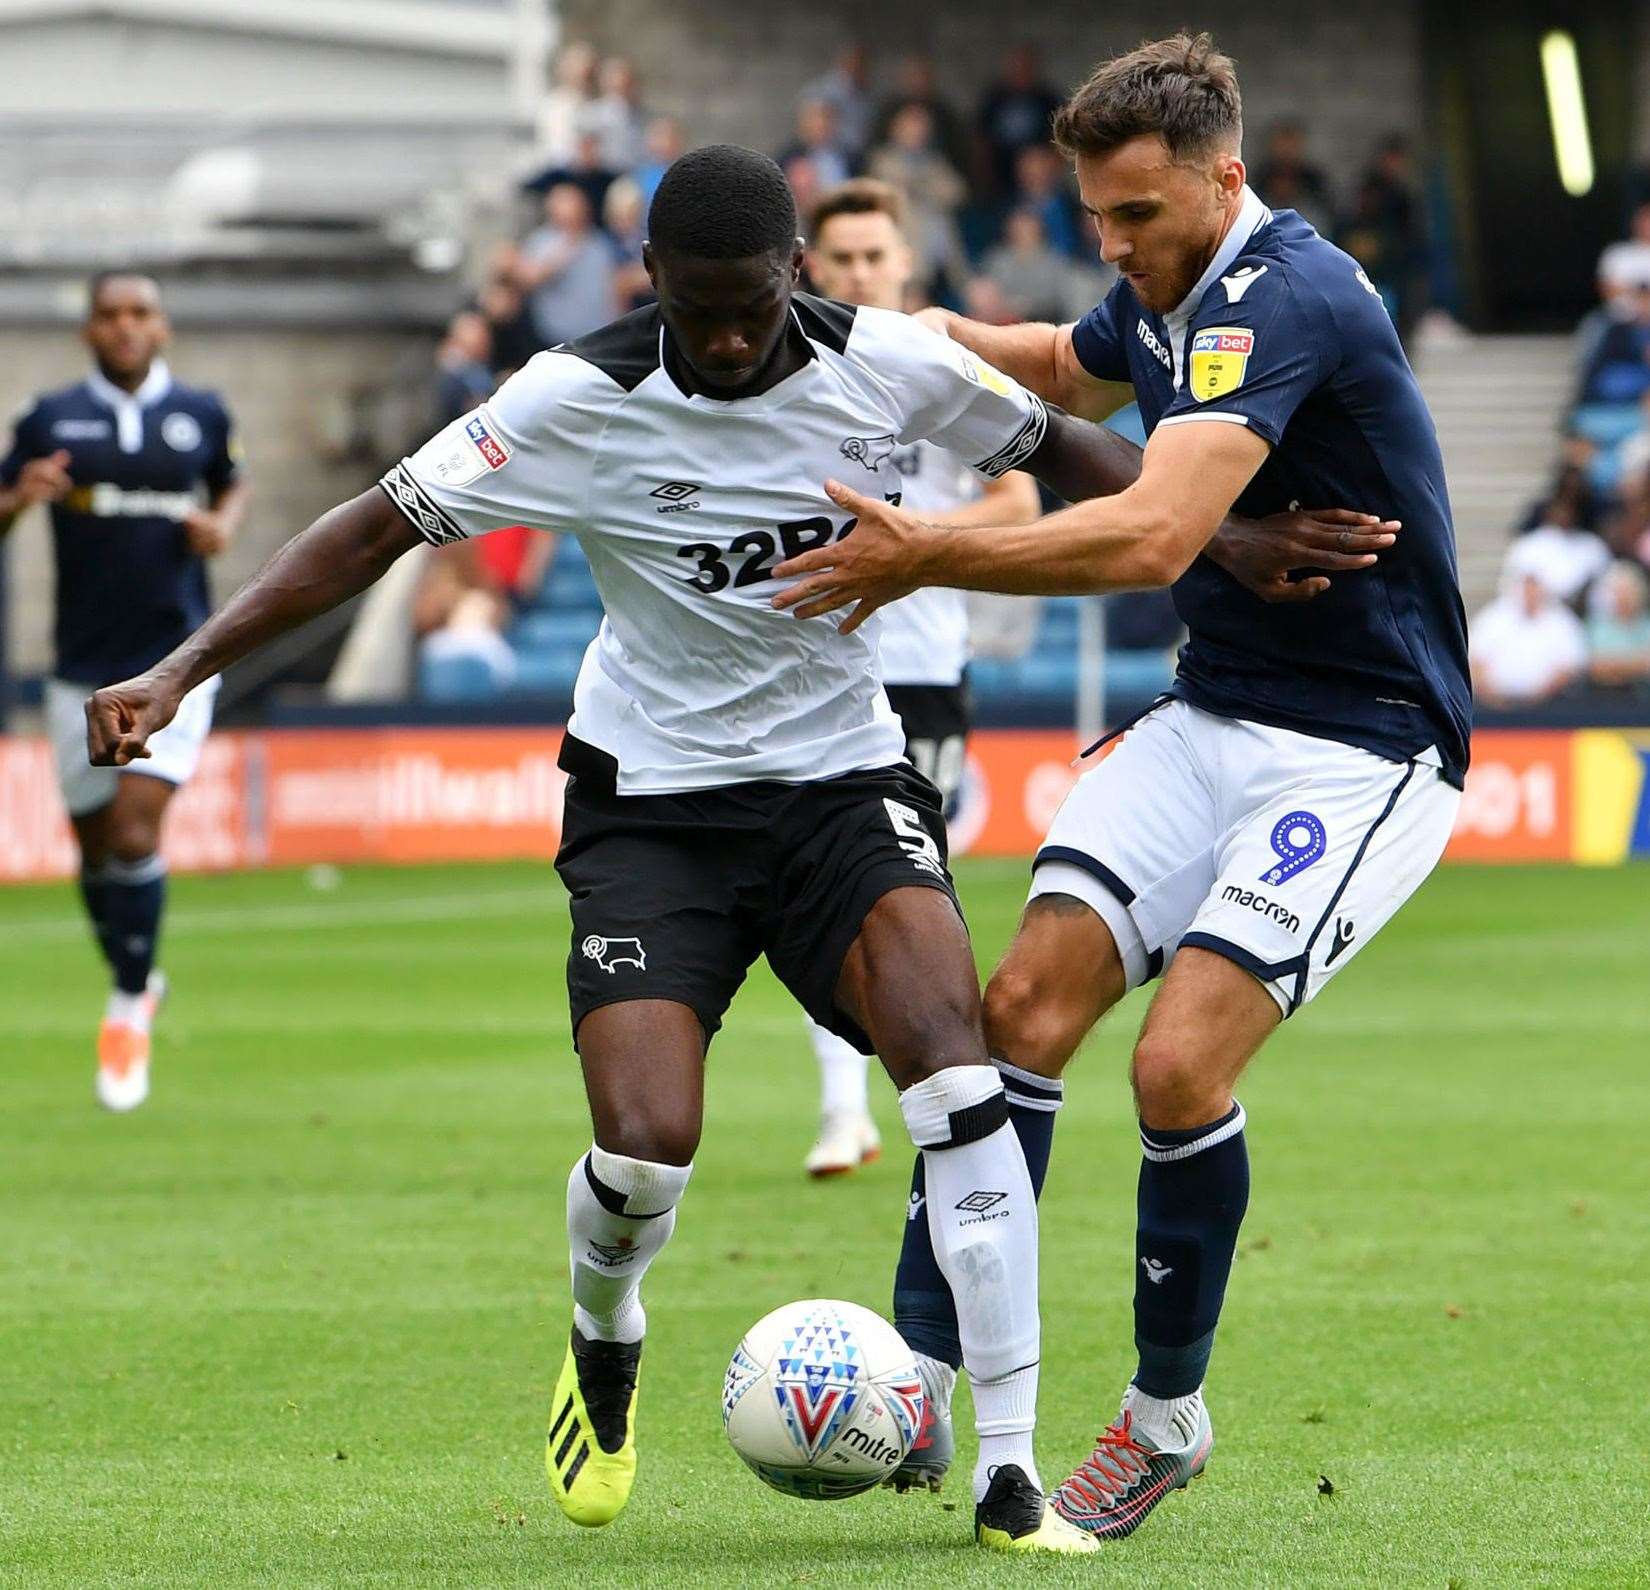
[1188,326,1254,402]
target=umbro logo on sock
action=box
[1141,1257,1174,1284]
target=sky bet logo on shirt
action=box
[1189,326,1255,402]
[463,413,511,470]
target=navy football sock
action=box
[78,865,117,972]
[893,1060,1063,1369]
[101,854,168,996]
[1133,1102,1250,1399]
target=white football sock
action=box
[565,1145,692,1344]
[899,1064,1040,1503]
[1124,1382,1205,1450]
[809,1020,871,1117]
[974,1363,1041,1495]
[105,989,150,1033]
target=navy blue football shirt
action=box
[1072,188,1472,786]
[2,361,240,686]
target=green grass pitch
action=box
[3,858,1648,1587]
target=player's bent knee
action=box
[981,964,1093,1076]
[593,1110,700,1169]
[1130,1036,1228,1129]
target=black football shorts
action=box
[555,735,962,1054]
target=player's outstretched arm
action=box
[1024,407,1401,605]
[86,488,422,766]
[776,419,1397,630]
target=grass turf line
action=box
[2,860,1648,1587]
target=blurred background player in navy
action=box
[799,178,1040,1181]
[0,273,246,1111]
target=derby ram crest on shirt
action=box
[1188,326,1255,402]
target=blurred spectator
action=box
[516,184,618,347]
[779,99,856,189]
[1518,442,1603,535]
[1252,120,1336,235]
[802,44,874,159]
[962,275,1020,326]
[634,116,685,209]
[532,41,600,168]
[476,247,542,374]
[867,102,968,299]
[604,177,655,313]
[434,310,494,427]
[1614,386,1650,495]
[1515,495,1612,606]
[873,55,969,175]
[1579,284,1650,406]
[981,208,1073,323]
[1009,145,1082,260]
[1596,201,1650,307]
[588,56,648,171]
[977,45,1062,193]
[1471,547,1588,706]
[1586,561,1650,690]
[1338,135,1424,342]
[525,128,615,216]
[413,543,520,698]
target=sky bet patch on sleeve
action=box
[1189,326,1254,402]
[422,409,512,488]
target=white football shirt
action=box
[381,295,1045,793]
[875,440,985,688]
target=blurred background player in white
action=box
[0,274,245,1110]
[799,178,1040,1179]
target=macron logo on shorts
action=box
[582,935,646,974]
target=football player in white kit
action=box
[798,178,1041,1180]
[86,145,1386,1556]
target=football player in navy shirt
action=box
[0,273,246,1111]
[774,34,1470,1538]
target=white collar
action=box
[1163,186,1273,388]
[85,360,173,453]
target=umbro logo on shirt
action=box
[651,480,701,512]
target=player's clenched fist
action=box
[15,449,74,505]
[84,675,182,766]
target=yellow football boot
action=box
[545,1327,641,1527]
[974,1464,1100,1554]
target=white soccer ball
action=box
[722,1298,925,1501]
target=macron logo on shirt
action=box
[1135,319,1172,370]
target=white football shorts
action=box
[47,674,220,817]
[1029,699,1460,1016]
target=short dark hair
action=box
[86,270,161,310]
[648,144,798,259]
[809,178,907,240]
[1053,33,1242,164]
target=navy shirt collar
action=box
[1162,186,1272,389]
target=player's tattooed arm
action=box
[85,488,422,766]
[1025,407,1400,605]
